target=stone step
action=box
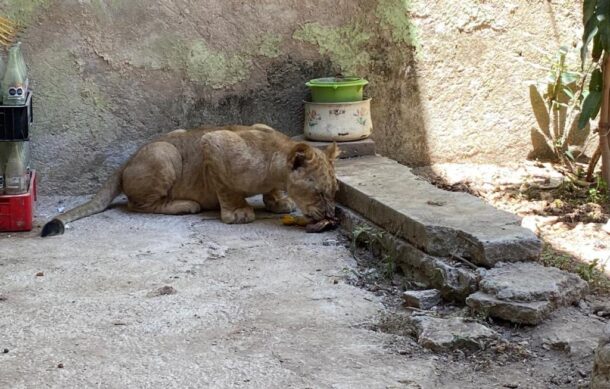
[335,156,541,267]
[466,262,588,325]
[291,135,376,159]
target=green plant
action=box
[540,244,610,293]
[579,0,610,193]
[587,174,610,203]
[351,224,397,280]
[529,47,590,167]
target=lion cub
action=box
[42,124,340,236]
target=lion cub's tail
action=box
[41,168,124,237]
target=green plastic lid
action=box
[306,77,368,88]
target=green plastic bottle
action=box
[2,46,26,106]
[14,42,28,92]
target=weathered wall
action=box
[0,0,582,194]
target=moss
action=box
[255,33,282,58]
[186,40,251,89]
[293,22,371,74]
[375,0,418,46]
[127,34,189,71]
[0,0,50,25]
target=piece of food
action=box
[281,215,309,227]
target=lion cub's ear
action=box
[288,143,314,170]
[325,142,341,161]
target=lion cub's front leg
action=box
[263,189,296,213]
[217,191,255,224]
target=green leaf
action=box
[579,90,602,129]
[561,71,579,84]
[590,68,603,92]
[593,33,603,61]
[529,84,551,135]
[599,19,610,51]
[563,86,576,100]
[584,0,597,25]
[582,18,600,64]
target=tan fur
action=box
[42,125,340,236]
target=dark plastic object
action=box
[0,92,33,141]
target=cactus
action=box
[529,47,591,168]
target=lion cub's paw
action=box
[221,206,256,224]
[264,197,296,214]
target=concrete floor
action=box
[0,196,438,389]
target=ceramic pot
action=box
[304,98,372,142]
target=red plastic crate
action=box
[0,170,36,232]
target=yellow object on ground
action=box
[281,215,309,227]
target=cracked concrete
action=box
[0,196,442,389]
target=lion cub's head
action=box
[286,143,340,222]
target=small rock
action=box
[549,375,560,385]
[578,300,589,311]
[322,239,338,246]
[578,369,588,378]
[403,289,442,310]
[57,363,64,369]
[503,384,518,389]
[3,348,8,354]
[410,315,500,352]
[0,294,7,301]
[453,349,465,361]
[35,272,44,277]
[146,285,177,297]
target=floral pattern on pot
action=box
[354,108,368,126]
[304,99,372,142]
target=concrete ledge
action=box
[337,206,479,301]
[291,135,376,159]
[335,156,542,267]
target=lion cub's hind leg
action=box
[263,189,296,213]
[123,141,202,215]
